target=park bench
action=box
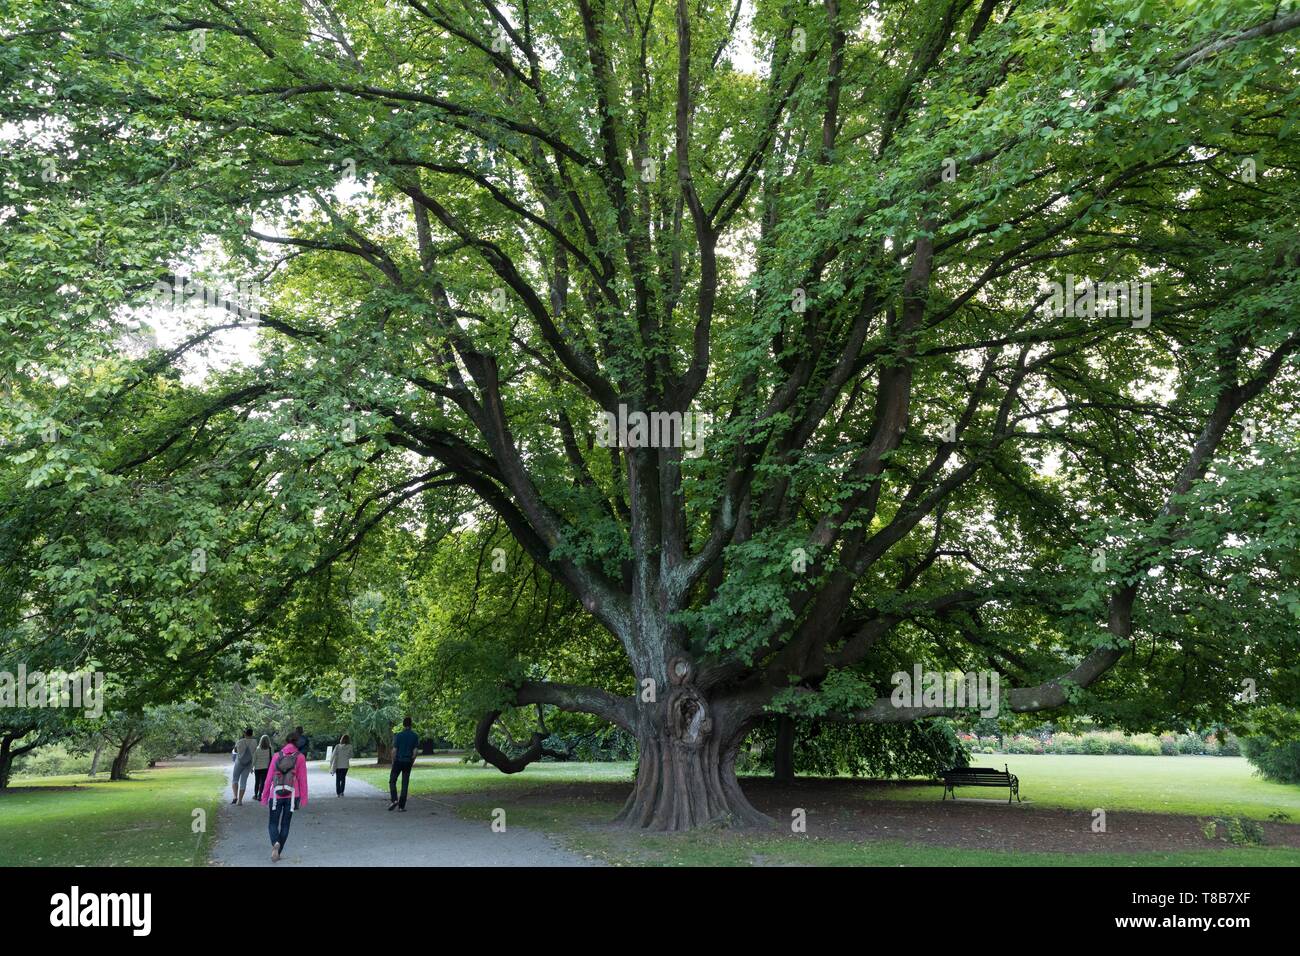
[940,765,1021,803]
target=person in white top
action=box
[230,729,256,805]
[329,733,353,797]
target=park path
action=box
[207,759,599,867]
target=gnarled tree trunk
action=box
[0,725,41,790]
[613,668,770,830]
[0,734,16,790]
[109,733,140,781]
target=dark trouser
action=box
[389,759,413,808]
[268,800,293,850]
[253,768,267,801]
[335,768,348,795]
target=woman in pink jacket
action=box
[260,733,309,862]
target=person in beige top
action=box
[230,729,256,805]
[329,733,353,797]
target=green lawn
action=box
[0,766,223,866]
[879,755,1300,822]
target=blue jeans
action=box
[268,800,293,850]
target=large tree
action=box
[4,0,1300,829]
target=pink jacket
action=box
[260,743,308,807]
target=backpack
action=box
[270,751,299,810]
[236,740,253,768]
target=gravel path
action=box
[207,761,599,867]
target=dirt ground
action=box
[463,777,1300,855]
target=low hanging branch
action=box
[474,708,568,773]
[474,681,636,773]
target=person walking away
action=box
[261,732,308,862]
[329,733,353,796]
[388,717,419,812]
[252,734,272,801]
[230,729,255,805]
[294,725,310,759]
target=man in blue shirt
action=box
[388,716,419,812]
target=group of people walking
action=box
[229,717,420,862]
[229,725,316,807]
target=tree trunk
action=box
[614,684,770,830]
[0,728,41,790]
[773,715,795,783]
[376,739,391,766]
[88,740,104,777]
[109,736,137,781]
[0,735,13,790]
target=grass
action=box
[878,755,1300,822]
[0,766,223,866]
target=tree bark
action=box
[88,740,104,777]
[0,727,41,790]
[376,738,391,766]
[614,685,770,830]
[773,715,795,783]
[0,735,13,790]
[109,735,138,781]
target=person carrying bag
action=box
[259,733,308,862]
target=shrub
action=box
[1081,733,1108,755]
[1242,735,1300,784]
[1203,815,1265,847]
[1046,733,1079,754]
[749,716,970,778]
[1041,731,1160,756]
[1006,735,1043,754]
[1131,734,1162,756]
[1176,733,1207,755]
[544,727,638,762]
[1100,731,1128,754]
[1159,734,1178,756]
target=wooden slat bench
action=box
[940,764,1021,803]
